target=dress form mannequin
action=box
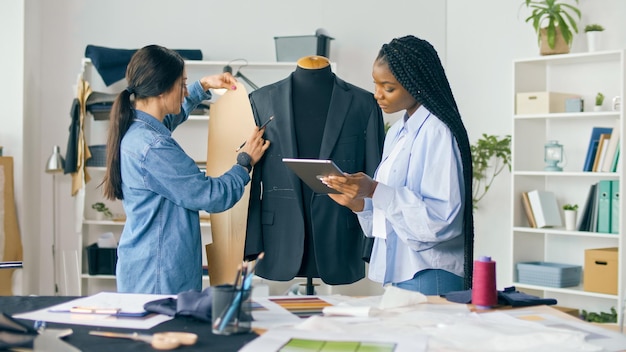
[292,55,334,294]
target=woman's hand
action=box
[199,72,238,91]
[242,126,270,165]
[327,193,365,212]
[321,173,378,199]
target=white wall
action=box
[10,0,626,295]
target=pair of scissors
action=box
[89,331,198,350]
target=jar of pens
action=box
[211,253,264,335]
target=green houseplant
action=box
[595,92,605,111]
[92,202,113,219]
[471,134,512,209]
[584,24,604,32]
[585,24,605,52]
[521,0,581,55]
[562,204,578,211]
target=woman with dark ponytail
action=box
[322,35,473,295]
[103,45,270,294]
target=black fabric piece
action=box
[64,98,80,174]
[85,45,203,86]
[499,286,558,307]
[143,297,177,317]
[442,286,558,307]
[144,287,253,323]
[175,288,214,322]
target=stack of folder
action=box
[578,180,619,234]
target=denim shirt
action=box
[116,81,250,294]
[356,105,465,285]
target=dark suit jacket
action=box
[244,74,385,285]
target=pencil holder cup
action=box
[211,284,252,335]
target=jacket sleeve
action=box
[361,96,385,262]
[243,95,265,260]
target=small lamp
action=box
[223,64,259,91]
[45,145,65,174]
[45,145,65,295]
[544,140,563,171]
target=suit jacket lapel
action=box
[319,79,352,159]
[271,77,298,159]
[270,77,305,203]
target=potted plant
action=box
[92,202,113,220]
[521,0,581,55]
[471,134,512,209]
[595,92,605,111]
[562,203,578,230]
[584,24,605,52]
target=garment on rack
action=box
[85,45,203,86]
[244,64,385,285]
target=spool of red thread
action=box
[472,256,497,309]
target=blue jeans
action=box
[392,269,463,295]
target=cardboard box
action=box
[584,247,618,294]
[516,92,580,114]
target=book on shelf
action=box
[592,133,611,172]
[601,120,620,172]
[527,190,562,228]
[578,183,597,231]
[583,127,613,172]
[520,192,537,228]
[612,147,621,173]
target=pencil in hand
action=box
[235,117,274,152]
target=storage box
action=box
[274,34,334,62]
[516,92,580,114]
[516,261,582,287]
[85,145,106,167]
[86,243,117,275]
[584,247,618,294]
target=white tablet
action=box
[282,158,344,194]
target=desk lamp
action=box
[223,61,259,91]
[45,145,65,295]
[544,140,563,171]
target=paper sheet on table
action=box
[13,292,174,329]
[240,324,428,352]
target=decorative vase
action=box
[564,210,577,231]
[540,27,570,55]
[586,31,601,52]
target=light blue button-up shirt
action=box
[356,105,465,285]
[116,81,250,294]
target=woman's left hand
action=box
[200,72,238,91]
[321,173,378,199]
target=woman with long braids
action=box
[102,45,269,294]
[322,35,473,294]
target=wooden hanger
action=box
[296,55,330,69]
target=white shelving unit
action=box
[76,59,300,295]
[510,50,626,323]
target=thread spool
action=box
[472,256,497,309]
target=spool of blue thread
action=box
[472,256,497,309]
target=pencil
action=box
[235,117,274,152]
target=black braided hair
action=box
[378,35,475,290]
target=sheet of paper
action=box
[13,292,174,329]
[240,325,428,352]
